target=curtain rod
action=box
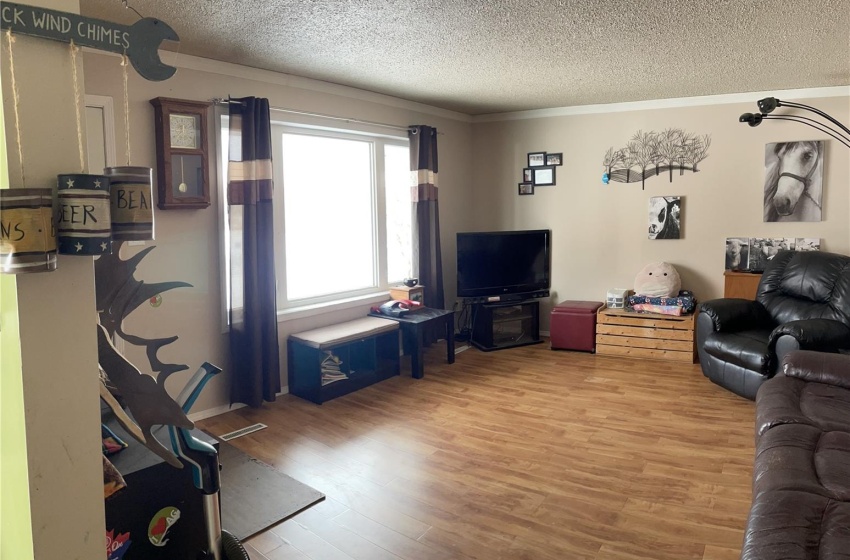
[211,98,437,134]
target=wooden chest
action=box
[595,307,697,363]
[390,285,425,303]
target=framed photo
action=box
[545,152,563,166]
[748,237,795,271]
[532,166,555,186]
[518,182,534,195]
[795,238,820,252]
[527,152,546,167]
[725,237,750,271]
[764,141,824,222]
[647,196,682,239]
[522,168,533,182]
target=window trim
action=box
[217,110,410,330]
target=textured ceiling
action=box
[80,0,850,115]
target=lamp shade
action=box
[757,97,780,114]
[104,166,155,241]
[0,187,57,273]
[739,113,763,127]
[57,174,112,255]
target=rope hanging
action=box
[70,40,85,173]
[5,29,26,188]
[121,53,131,165]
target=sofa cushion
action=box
[815,431,850,500]
[289,316,398,350]
[753,424,850,501]
[741,490,850,560]
[757,376,850,437]
[703,328,773,374]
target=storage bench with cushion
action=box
[288,316,400,404]
[741,350,850,559]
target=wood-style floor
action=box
[198,341,756,560]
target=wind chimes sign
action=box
[105,166,154,240]
[0,188,57,273]
[57,174,112,255]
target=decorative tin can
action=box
[0,187,57,273]
[104,166,154,241]
[57,174,112,255]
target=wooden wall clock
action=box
[150,97,212,209]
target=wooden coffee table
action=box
[368,308,455,378]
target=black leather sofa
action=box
[741,350,850,559]
[697,250,850,399]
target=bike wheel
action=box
[222,530,251,560]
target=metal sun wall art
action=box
[602,129,711,189]
[96,243,193,468]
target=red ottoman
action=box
[550,300,604,352]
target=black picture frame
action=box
[532,166,556,186]
[522,168,533,182]
[545,152,563,166]
[527,152,546,167]
[518,182,534,195]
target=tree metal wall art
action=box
[602,128,711,189]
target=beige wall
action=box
[471,96,850,329]
[1,0,106,558]
[84,46,849,415]
[83,51,475,415]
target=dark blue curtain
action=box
[228,97,280,407]
[409,125,444,337]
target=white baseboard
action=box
[189,403,246,422]
[540,330,550,337]
[188,386,290,421]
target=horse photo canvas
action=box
[648,196,681,239]
[748,237,796,271]
[764,141,824,222]
[725,238,749,271]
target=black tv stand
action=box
[471,300,541,352]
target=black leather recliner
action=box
[697,250,850,399]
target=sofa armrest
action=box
[698,298,772,332]
[782,350,850,389]
[768,319,850,352]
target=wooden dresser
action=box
[724,271,763,300]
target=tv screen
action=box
[456,230,551,298]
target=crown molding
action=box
[83,48,847,125]
[82,49,472,123]
[472,86,850,123]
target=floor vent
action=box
[219,423,268,441]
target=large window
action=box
[221,118,412,316]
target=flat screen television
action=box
[457,229,551,299]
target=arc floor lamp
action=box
[740,97,850,149]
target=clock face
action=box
[169,114,199,149]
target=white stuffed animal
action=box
[634,262,681,298]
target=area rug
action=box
[218,441,325,540]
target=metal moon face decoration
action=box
[57,174,112,255]
[104,166,154,240]
[0,2,180,81]
[0,188,57,273]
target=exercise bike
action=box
[167,362,250,560]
